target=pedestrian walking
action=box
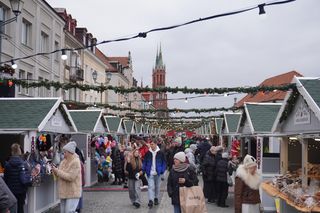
[235,154,262,213]
[184,147,196,172]
[111,141,123,185]
[215,152,232,208]
[4,143,29,213]
[201,146,217,202]
[142,140,166,209]
[167,152,198,213]
[0,177,17,213]
[52,141,81,213]
[125,149,143,208]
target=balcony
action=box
[69,67,84,82]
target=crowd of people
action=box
[0,135,262,213]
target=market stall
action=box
[264,76,320,212]
[221,112,241,149]
[0,97,77,213]
[69,109,107,186]
[123,119,137,144]
[237,102,282,211]
[104,116,125,144]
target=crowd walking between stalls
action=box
[1,134,263,213]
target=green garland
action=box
[0,65,15,75]
[4,78,296,94]
[65,101,240,113]
[279,87,299,123]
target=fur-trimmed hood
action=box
[236,164,261,190]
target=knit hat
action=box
[174,152,186,163]
[63,141,76,154]
[189,144,197,152]
[243,154,257,168]
[222,152,229,159]
[184,148,192,154]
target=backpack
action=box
[19,164,32,186]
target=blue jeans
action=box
[60,198,79,213]
[147,175,161,201]
[173,204,181,213]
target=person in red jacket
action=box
[138,139,149,188]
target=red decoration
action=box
[8,80,13,87]
[231,139,240,157]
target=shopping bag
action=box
[179,186,208,213]
[227,173,233,186]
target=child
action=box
[125,149,142,208]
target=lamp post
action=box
[0,0,22,62]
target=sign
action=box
[294,102,311,125]
[51,116,62,127]
[256,138,261,169]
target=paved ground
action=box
[45,174,234,213]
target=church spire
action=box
[155,43,164,69]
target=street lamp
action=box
[1,0,22,27]
[92,70,97,83]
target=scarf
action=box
[173,163,189,172]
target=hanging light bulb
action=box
[11,60,17,69]
[148,101,152,105]
[61,49,68,60]
[120,102,124,106]
[258,4,267,19]
[185,98,188,103]
[224,93,228,97]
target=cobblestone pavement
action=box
[46,174,234,213]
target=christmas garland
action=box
[3,78,296,95]
[64,101,240,113]
[279,87,299,123]
[0,65,15,76]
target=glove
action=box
[135,173,140,180]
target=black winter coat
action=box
[4,156,29,195]
[111,147,122,173]
[202,151,216,181]
[215,158,231,183]
[167,167,199,205]
[197,142,211,164]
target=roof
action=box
[224,113,241,133]
[107,57,129,68]
[69,110,102,132]
[245,103,282,133]
[0,98,73,131]
[104,116,122,133]
[272,76,320,132]
[123,120,134,134]
[236,71,303,107]
[95,48,117,72]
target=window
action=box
[38,77,49,97]
[18,70,26,94]
[40,32,49,53]
[22,19,32,46]
[26,73,33,96]
[54,41,59,61]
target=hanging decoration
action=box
[0,65,15,76]
[2,78,296,95]
[279,87,299,123]
[64,101,241,114]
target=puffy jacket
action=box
[215,158,231,183]
[111,147,122,173]
[201,151,216,181]
[142,147,166,177]
[167,167,198,205]
[197,141,211,164]
[4,156,29,195]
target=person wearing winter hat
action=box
[215,152,232,208]
[52,141,81,213]
[184,148,196,172]
[234,155,261,213]
[167,152,198,213]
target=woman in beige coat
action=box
[52,141,81,213]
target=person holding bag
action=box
[234,154,261,213]
[167,152,199,213]
[125,149,142,208]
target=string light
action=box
[0,0,295,66]
[258,3,266,16]
[185,98,188,103]
[11,60,17,69]
[61,49,68,61]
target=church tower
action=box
[152,45,168,114]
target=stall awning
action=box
[136,123,142,134]
[223,113,241,134]
[0,97,77,132]
[215,118,223,135]
[69,110,106,133]
[123,120,136,134]
[244,103,282,134]
[104,116,123,134]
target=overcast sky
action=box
[47,0,320,114]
